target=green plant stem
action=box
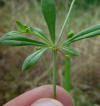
[52,50,57,99]
[56,0,76,45]
[64,55,71,92]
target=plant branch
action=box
[52,50,57,99]
[56,0,76,45]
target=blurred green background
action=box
[0,0,100,105]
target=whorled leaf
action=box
[22,48,48,71]
[6,31,21,35]
[63,24,100,45]
[41,0,56,43]
[70,30,100,42]
[16,21,27,30]
[29,27,49,42]
[75,24,100,37]
[61,46,79,56]
[0,32,47,46]
[16,21,49,43]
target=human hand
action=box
[3,85,74,106]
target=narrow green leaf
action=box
[29,27,49,42]
[22,48,48,71]
[41,0,56,43]
[70,24,100,41]
[61,46,79,56]
[16,21,49,43]
[63,24,100,45]
[0,40,35,46]
[71,30,100,42]
[0,33,47,46]
[16,21,27,30]
[75,24,100,37]
[56,0,76,44]
[6,31,21,35]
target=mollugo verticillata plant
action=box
[0,0,100,99]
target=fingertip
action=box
[37,85,74,106]
[3,85,74,106]
[31,98,64,106]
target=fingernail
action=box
[31,98,64,106]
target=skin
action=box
[31,98,64,106]
[3,85,74,106]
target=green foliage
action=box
[41,0,56,43]
[0,32,47,46]
[16,21,27,29]
[61,46,79,56]
[22,48,48,71]
[63,24,100,45]
[16,21,49,44]
[75,24,100,37]
[72,30,100,42]
[56,0,76,44]
[0,0,100,99]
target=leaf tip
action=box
[22,64,27,72]
[16,20,20,24]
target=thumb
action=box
[31,98,64,106]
